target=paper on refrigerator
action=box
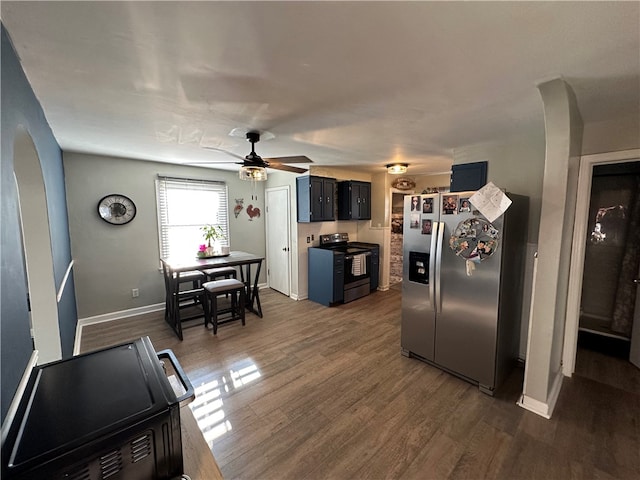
[468,182,512,222]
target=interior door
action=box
[265,187,291,296]
[630,263,640,369]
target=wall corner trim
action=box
[1,350,38,444]
[56,259,75,302]
[517,371,564,419]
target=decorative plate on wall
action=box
[391,177,416,190]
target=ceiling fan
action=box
[194,131,312,179]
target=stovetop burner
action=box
[318,233,373,255]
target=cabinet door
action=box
[369,247,379,290]
[322,178,335,220]
[358,182,371,219]
[310,177,325,221]
[349,184,360,219]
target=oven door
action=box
[344,252,371,284]
[343,252,372,303]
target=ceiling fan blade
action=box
[265,155,313,164]
[183,161,236,165]
[201,146,245,161]
[267,164,308,174]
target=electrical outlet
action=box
[132,288,139,298]
[311,234,315,241]
[306,236,311,243]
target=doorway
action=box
[577,162,640,373]
[564,150,640,378]
[390,192,406,285]
[13,127,62,363]
[265,186,291,296]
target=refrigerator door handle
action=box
[434,221,445,313]
[428,221,438,312]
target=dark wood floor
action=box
[81,287,640,480]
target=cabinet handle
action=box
[326,196,330,203]
[319,196,323,203]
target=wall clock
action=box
[97,194,137,225]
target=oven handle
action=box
[345,252,371,260]
[157,349,195,405]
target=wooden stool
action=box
[203,266,237,281]
[203,278,245,334]
[172,271,207,322]
[178,270,206,288]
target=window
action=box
[156,176,229,259]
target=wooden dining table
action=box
[160,251,264,340]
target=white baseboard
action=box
[517,371,564,419]
[73,282,270,355]
[77,302,166,327]
[74,303,165,355]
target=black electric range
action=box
[308,233,380,306]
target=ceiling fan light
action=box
[386,163,408,174]
[239,165,267,182]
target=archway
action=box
[13,127,61,363]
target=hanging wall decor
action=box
[449,217,500,275]
[234,198,244,218]
[246,204,261,221]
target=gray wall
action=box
[582,113,640,154]
[1,25,78,422]
[452,130,546,244]
[64,152,266,318]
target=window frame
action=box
[155,175,230,260]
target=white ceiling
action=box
[2,1,639,176]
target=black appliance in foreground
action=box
[2,337,194,480]
[308,233,379,306]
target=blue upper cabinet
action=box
[338,181,371,220]
[297,176,336,222]
[450,161,488,192]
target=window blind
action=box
[156,176,229,259]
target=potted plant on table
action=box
[198,225,226,257]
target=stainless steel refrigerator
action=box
[400,191,529,394]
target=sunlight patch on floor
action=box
[190,359,262,444]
